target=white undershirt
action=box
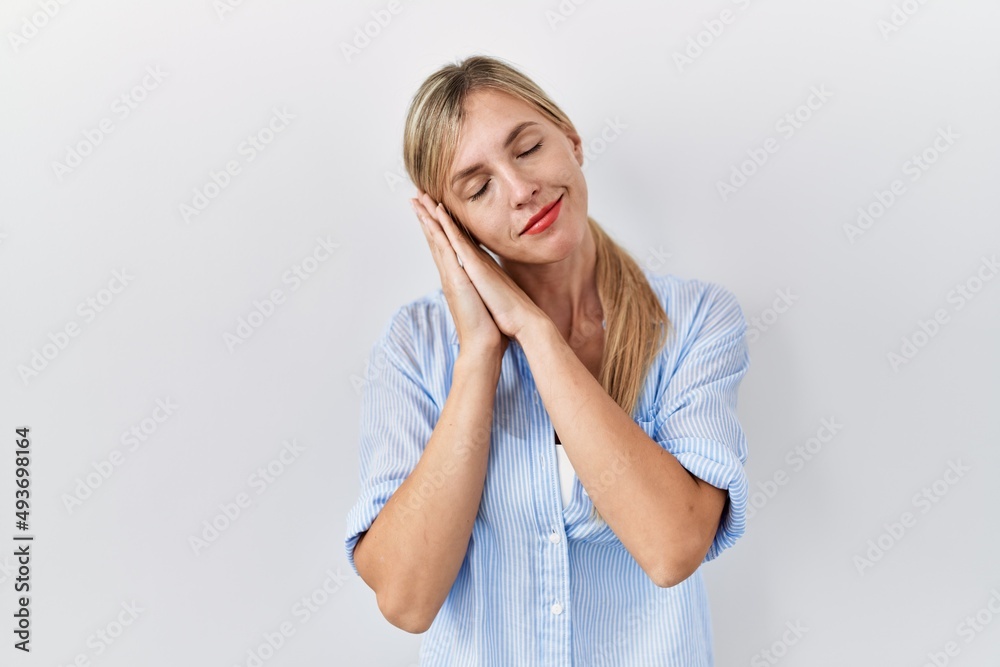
[554,444,576,508]
[551,318,602,508]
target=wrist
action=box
[514,312,557,349]
[455,346,503,379]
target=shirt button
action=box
[551,602,563,615]
[548,531,561,544]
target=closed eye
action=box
[469,142,544,203]
[520,141,543,158]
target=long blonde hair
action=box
[402,55,669,424]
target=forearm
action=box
[517,317,713,586]
[354,350,501,632]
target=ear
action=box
[564,126,584,167]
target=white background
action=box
[2,1,998,665]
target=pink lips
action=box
[521,196,563,236]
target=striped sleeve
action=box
[651,282,751,563]
[343,305,438,577]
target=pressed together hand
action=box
[410,190,545,360]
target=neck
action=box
[501,226,603,343]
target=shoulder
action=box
[372,288,456,368]
[643,270,745,330]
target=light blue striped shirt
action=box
[345,270,751,666]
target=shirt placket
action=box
[514,342,573,666]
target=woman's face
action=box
[440,88,588,265]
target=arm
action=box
[517,316,731,588]
[401,191,745,587]
[352,350,501,633]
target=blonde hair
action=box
[402,56,670,521]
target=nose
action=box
[505,169,540,209]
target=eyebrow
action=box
[450,121,540,189]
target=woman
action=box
[345,55,751,666]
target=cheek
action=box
[567,162,587,199]
[445,205,476,238]
[551,154,582,187]
[465,226,484,246]
[455,215,485,246]
[467,220,506,250]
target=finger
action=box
[427,200,475,269]
[417,196,470,270]
[412,198,466,276]
[428,203,488,259]
[432,202,463,250]
[412,200,448,276]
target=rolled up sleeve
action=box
[344,306,439,577]
[650,283,751,564]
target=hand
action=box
[411,191,508,359]
[411,191,545,344]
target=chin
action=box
[530,219,585,259]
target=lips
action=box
[521,195,563,235]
